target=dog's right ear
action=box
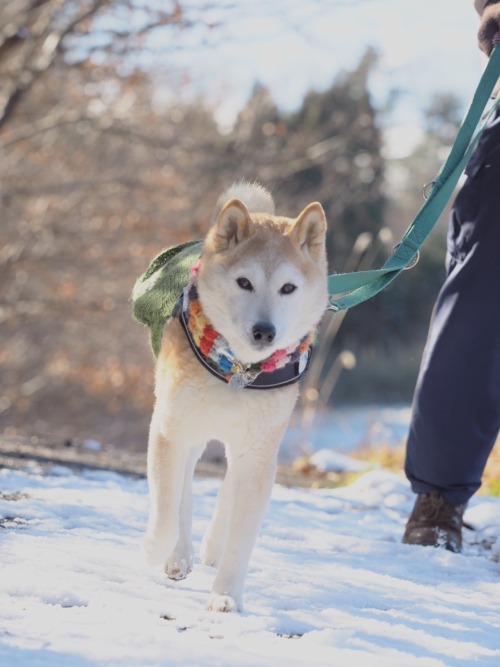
[211,199,254,252]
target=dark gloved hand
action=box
[478,3,500,55]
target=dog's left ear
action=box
[211,199,254,252]
[289,202,327,259]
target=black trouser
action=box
[405,108,500,505]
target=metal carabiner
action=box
[422,180,436,200]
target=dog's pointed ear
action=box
[289,202,327,258]
[212,199,254,252]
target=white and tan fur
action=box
[145,181,328,612]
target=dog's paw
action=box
[164,553,193,581]
[200,539,221,569]
[206,592,240,613]
[200,553,218,569]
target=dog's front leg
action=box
[163,446,203,580]
[144,419,190,568]
[207,437,281,613]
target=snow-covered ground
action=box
[1,465,499,667]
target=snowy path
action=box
[1,466,499,667]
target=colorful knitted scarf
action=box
[179,261,316,389]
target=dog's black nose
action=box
[252,322,276,345]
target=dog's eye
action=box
[280,283,296,295]
[236,277,253,291]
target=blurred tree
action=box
[0,0,221,448]
[425,93,464,143]
[282,47,385,269]
[0,0,103,129]
[0,0,191,130]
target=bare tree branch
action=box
[0,0,113,130]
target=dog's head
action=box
[197,190,328,364]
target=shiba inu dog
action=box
[143,181,328,612]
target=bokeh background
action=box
[0,0,488,453]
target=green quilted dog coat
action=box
[132,240,203,357]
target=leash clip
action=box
[422,180,436,200]
[228,373,253,389]
[228,361,258,390]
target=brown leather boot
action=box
[402,492,466,553]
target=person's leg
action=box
[403,110,500,547]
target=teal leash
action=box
[327,46,500,313]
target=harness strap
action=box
[327,45,500,312]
